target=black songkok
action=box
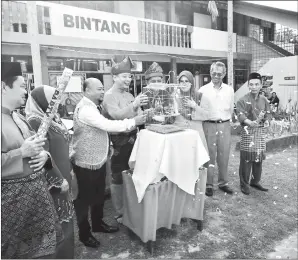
[1,62,23,81]
[248,72,262,81]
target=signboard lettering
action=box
[50,3,138,43]
[284,76,295,80]
[63,14,130,34]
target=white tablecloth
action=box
[129,129,209,203]
[122,169,207,242]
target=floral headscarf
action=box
[25,85,69,141]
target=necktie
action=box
[11,112,33,139]
[97,105,102,113]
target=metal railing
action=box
[255,26,297,56]
[138,19,191,48]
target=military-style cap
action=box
[111,55,133,75]
[1,62,23,81]
[144,62,163,80]
[248,72,262,81]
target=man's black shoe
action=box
[250,183,268,191]
[205,188,213,197]
[80,235,100,248]
[219,185,233,194]
[241,186,250,195]
[92,221,119,233]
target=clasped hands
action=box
[182,97,197,109]
[20,135,47,172]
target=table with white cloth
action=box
[122,128,210,249]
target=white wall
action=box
[193,13,211,29]
[191,27,236,52]
[234,56,298,108]
[114,1,145,18]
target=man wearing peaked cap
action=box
[103,55,148,223]
[144,62,164,84]
[236,72,271,195]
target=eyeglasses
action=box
[180,80,190,84]
[150,79,162,83]
[211,72,223,77]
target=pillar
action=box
[170,58,177,83]
[27,1,42,87]
[168,1,176,23]
[195,71,200,90]
[40,50,49,85]
[227,0,234,89]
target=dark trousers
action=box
[110,135,135,184]
[72,163,106,241]
[239,152,262,189]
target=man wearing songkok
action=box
[70,77,146,248]
[144,61,164,84]
[198,61,234,197]
[236,72,271,195]
[143,61,176,115]
[1,61,63,258]
[103,56,148,223]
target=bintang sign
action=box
[50,3,139,43]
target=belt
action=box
[204,119,230,123]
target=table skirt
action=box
[122,168,207,242]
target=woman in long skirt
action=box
[25,85,75,259]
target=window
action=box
[44,7,50,17]
[82,60,98,71]
[175,1,193,26]
[145,1,167,22]
[45,22,51,35]
[48,58,64,71]
[21,24,27,33]
[13,23,19,32]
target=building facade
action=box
[2,0,297,99]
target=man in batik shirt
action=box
[1,62,63,258]
[236,72,271,195]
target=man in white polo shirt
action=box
[198,61,234,197]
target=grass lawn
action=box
[74,138,297,259]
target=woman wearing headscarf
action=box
[175,70,208,151]
[25,85,75,259]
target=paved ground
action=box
[267,233,298,259]
[73,135,298,259]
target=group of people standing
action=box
[1,56,271,258]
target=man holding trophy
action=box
[236,72,271,195]
[103,55,149,223]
